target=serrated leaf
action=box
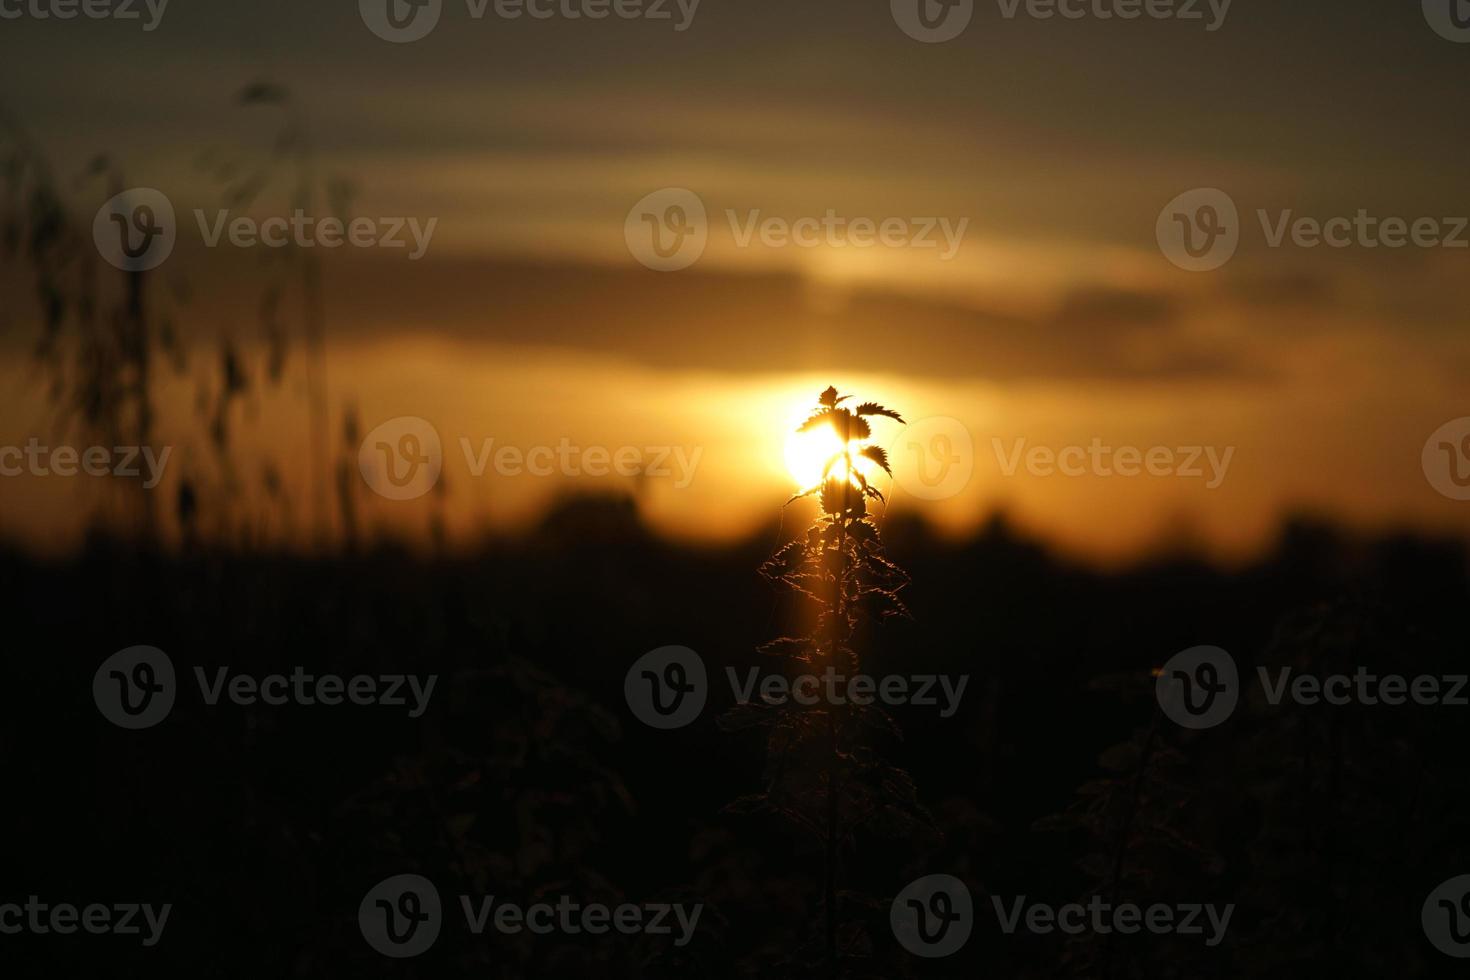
[859,444,892,476]
[757,636,814,658]
[799,409,836,433]
[760,539,806,578]
[853,402,905,423]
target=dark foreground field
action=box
[2,498,1466,978]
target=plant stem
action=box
[824,416,853,979]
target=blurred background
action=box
[2,0,1469,977]
[1,0,1468,560]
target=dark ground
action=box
[1,497,1467,978]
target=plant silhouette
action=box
[722,386,928,977]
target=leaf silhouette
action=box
[757,636,815,658]
[859,445,891,476]
[799,409,837,434]
[853,402,905,423]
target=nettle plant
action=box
[723,386,926,974]
[773,386,911,630]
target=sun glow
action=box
[784,424,845,488]
[782,413,882,489]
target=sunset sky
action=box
[2,0,1468,561]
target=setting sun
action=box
[781,391,901,491]
[784,422,847,488]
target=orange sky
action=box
[2,1,1468,560]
